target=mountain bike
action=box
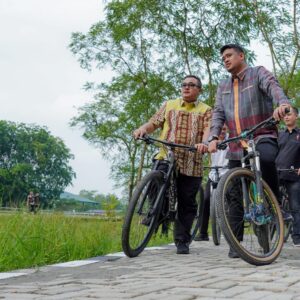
[122,135,203,257]
[204,165,228,246]
[215,116,284,266]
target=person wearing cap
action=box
[208,44,291,258]
[133,75,211,255]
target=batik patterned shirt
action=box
[150,98,212,177]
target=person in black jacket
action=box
[276,106,300,246]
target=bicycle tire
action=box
[215,168,284,266]
[210,187,221,246]
[190,185,204,242]
[122,170,165,257]
[282,199,292,242]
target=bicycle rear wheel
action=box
[122,170,164,257]
[210,186,221,246]
[215,168,284,266]
[190,185,204,242]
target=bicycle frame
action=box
[137,135,196,223]
[217,116,280,226]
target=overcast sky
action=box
[0,0,273,196]
[0,0,117,195]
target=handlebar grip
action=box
[217,143,227,150]
[138,133,149,139]
[189,147,197,153]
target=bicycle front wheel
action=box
[190,185,204,242]
[122,171,164,257]
[210,186,221,246]
[215,168,284,266]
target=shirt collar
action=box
[180,98,199,107]
[232,66,249,81]
[285,127,298,133]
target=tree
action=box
[250,0,300,98]
[0,121,75,206]
[69,2,178,199]
[70,0,257,200]
[79,189,98,201]
[102,194,122,217]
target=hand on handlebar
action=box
[133,128,147,139]
[208,140,218,153]
[273,104,291,121]
[195,143,208,154]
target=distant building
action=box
[60,192,99,205]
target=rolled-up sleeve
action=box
[210,86,225,137]
[257,66,290,106]
[149,102,167,129]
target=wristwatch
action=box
[208,135,218,143]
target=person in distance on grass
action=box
[27,191,36,213]
[133,75,211,255]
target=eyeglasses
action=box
[181,83,200,89]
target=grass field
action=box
[0,212,173,272]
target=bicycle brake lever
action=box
[217,142,227,150]
[268,119,279,126]
[137,134,152,144]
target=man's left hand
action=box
[273,104,291,120]
[195,143,208,154]
[298,168,300,176]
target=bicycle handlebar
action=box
[138,135,197,152]
[204,165,228,170]
[278,168,299,173]
[217,107,290,150]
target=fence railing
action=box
[0,207,122,220]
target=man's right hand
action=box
[133,128,147,139]
[208,140,218,153]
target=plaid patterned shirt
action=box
[210,66,290,160]
[150,98,212,177]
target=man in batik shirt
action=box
[134,75,211,254]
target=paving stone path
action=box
[1,238,300,299]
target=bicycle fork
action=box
[242,141,271,225]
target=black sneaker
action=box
[293,240,300,247]
[176,241,190,254]
[228,247,239,259]
[194,233,209,241]
[281,209,293,222]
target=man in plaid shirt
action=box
[208,44,291,258]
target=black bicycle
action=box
[122,136,203,257]
[215,116,284,266]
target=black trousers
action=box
[174,173,202,243]
[228,138,279,241]
[154,161,202,243]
